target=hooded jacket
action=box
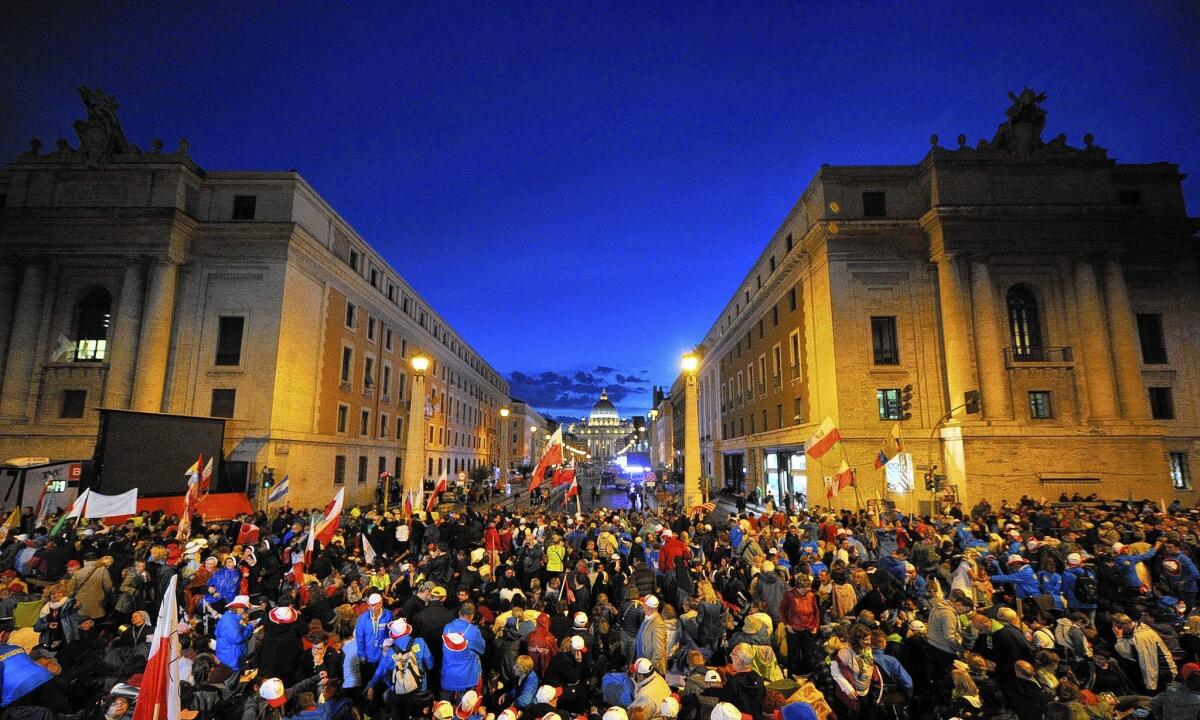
[752,571,787,624]
[440,617,486,691]
[353,607,394,665]
[215,610,254,669]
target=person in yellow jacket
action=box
[546,535,567,577]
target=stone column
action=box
[936,253,975,414]
[402,371,428,497]
[0,264,47,419]
[1102,256,1150,419]
[0,264,17,398]
[1073,257,1119,420]
[683,370,702,509]
[130,261,178,413]
[102,262,146,409]
[969,258,1012,420]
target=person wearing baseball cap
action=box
[215,594,257,671]
[634,595,668,675]
[258,606,303,687]
[1062,552,1098,620]
[988,554,1040,616]
[629,657,671,717]
[364,618,433,716]
[1114,537,1162,596]
[353,592,393,692]
[526,684,562,719]
[1162,539,1200,611]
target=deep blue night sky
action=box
[3,2,1198,421]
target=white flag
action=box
[362,534,377,566]
[82,488,138,518]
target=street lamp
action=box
[402,352,431,503]
[499,407,510,483]
[682,350,702,508]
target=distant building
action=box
[0,89,510,508]
[502,399,549,471]
[694,90,1200,510]
[566,390,636,461]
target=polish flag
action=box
[552,466,576,487]
[236,521,260,545]
[292,515,315,582]
[132,575,181,720]
[314,488,345,547]
[199,456,214,498]
[403,490,413,518]
[563,476,579,506]
[427,473,447,512]
[805,417,842,460]
[529,428,564,491]
[827,461,855,499]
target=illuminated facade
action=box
[695,90,1200,510]
[566,390,636,461]
[0,90,510,508]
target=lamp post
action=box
[499,407,510,488]
[402,353,430,503]
[647,408,659,468]
[682,351,702,509]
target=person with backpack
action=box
[1061,553,1098,623]
[365,618,433,720]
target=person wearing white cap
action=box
[1062,552,1098,621]
[634,594,668,675]
[214,594,257,672]
[988,554,1040,617]
[711,701,744,720]
[659,695,681,719]
[364,618,433,716]
[602,708,628,720]
[629,657,671,718]
[543,635,588,711]
[354,592,394,692]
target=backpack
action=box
[1074,570,1099,605]
[601,671,635,707]
[391,640,424,695]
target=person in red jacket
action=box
[658,530,690,577]
[780,576,821,677]
[526,611,559,678]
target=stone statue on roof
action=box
[988,87,1048,157]
[73,85,132,166]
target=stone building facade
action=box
[566,390,636,461]
[0,90,510,508]
[695,90,1200,510]
[502,400,550,472]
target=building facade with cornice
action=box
[695,91,1200,511]
[0,90,510,508]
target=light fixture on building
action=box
[682,352,699,374]
[411,354,430,376]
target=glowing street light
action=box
[403,352,432,498]
[410,353,430,375]
[682,350,701,507]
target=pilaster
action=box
[1072,257,1119,420]
[130,260,178,413]
[0,264,47,420]
[1101,255,1150,419]
[969,257,1012,420]
[102,261,146,409]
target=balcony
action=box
[1005,346,1074,367]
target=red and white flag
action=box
[236,521,260,545]
[805,417,842,460]
[529,428,564,491]
[314,488,345,547]
[552,466,576,487]
[427,473,447,513]
[132,574,181,720]
[826,461,855,499]
[198,456,214,498]
[563,476,579,506]
[292,516,315,583]
[403,490,413,518]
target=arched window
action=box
[74,288,112,361]
[1007,285,1043,361]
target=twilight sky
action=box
[2,2,1197,422]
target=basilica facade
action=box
[567,390,636,461]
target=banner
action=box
[82,488,139,518]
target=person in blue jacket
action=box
[0,642,54,708]
[354,593,393,684]
[440,602,486,696]
[989,555,1040,613]
[365,618,433,717]
[1162,540,1200,610]
[215,594,257,671]
[206,556,241,606]
[1036,567,1067,613]
[1061,553,1099,623]
[1113,539,1161,595]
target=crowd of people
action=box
[1,486,1199,720]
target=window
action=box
[877,388,903,420]
[73,288,112,361]
[385,328,393,351]
[776,404,783,428]
[1119,190,1141,205]
[770,256,776,273]
[397,373,406,399]
[771,344,782,385]
[1137,313,1167,364]
[788,288,797,312]
[380,414,389,438]
[762,409,768,431]
[758,356,767,394]
[862,191,886,217]
[369,267,379,288]
[1171,453,1192,490]
[210,389,236,418]
[756,275,762,289]
[1029,391,1053,419]
[340,347,353,383]
[387,284,395,302]
[215,316,244,366]
[871,316,899,365]
[757,320,764,339]
[334,455,346,484]
[345,302,357,329]
[772,305,779,326]
[232,194,257,220]
[1007,285,1043,359]
[786,233,794,252]
[348,249,360,272]
[1149,387,1175,419]
[382,364,391,397]
[749,414,756,434]
[789,330,800,378]
[394,457,402,479]
[363,356,375,391]
[61,390,86,418]
[367,316,376,341]
[360,409,370,436]
[401,338,407,357]
[793,397,803,424]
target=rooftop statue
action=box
[73,85,132,166]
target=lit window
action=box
[1170,452,1191,490]
[74,288,111,361]
[877,389,902,420]
[1029,391,1053,419]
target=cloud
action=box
[594,366,617,374]
[507,368,649,415]
[615,373,649,384]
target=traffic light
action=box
[924,471,934,491]
[964,389,981,415]
[900,384,913,420]
[262,467,275,489]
